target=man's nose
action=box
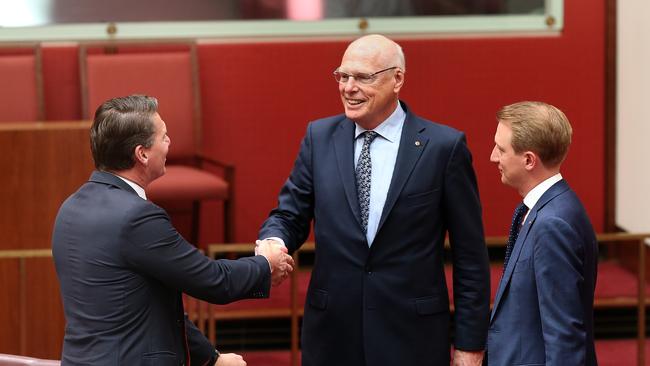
[342,78,359,92]
[489,147,498,162]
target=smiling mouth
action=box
[346,98,365,106]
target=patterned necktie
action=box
[356,131,379,233]
[503,202,528,273]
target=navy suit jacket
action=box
[259,103,490,366]
[52,171,271,366]
[487,180,598,365]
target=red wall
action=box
[39,0,605,243]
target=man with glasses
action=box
[259,34,489,366]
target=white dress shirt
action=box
[522,173,563,222]
[114,174,147,200]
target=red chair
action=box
[79,42,233,244]
[0,353,59,366]
[0,44,44,122]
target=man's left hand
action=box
[453,350,484,366]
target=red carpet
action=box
[238,350,297,366]
[237,341,650,366]
[596,339,650,366]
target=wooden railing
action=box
[1,232,649,365]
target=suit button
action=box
[364,265,372,274]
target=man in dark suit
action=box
[52,95,294,366]
[487,101,598,365]
[258,34,490,366]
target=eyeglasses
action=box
[333,66,399,85]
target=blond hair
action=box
[497,101,572,167]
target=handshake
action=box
[255,239,296,286]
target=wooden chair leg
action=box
[224,199,233,243]
[223,165,235,243]
[191,201,200,246]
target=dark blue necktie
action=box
[503,202,528,273]
[355,131,378,234]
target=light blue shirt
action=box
[354,102,406,245]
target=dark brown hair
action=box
[90,95,158,171]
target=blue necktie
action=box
[503,202,528,273]
[355,131,378,234]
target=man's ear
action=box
[393,69,405,93]
[523,151,537,171]
[134,145,148,165]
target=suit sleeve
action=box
[533,217,587,365]
[443,133,490,351]
[185,314,218,366]
[259,123,315,253]
[120,203,271,304]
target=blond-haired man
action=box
[487,101,598,365]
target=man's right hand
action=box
[255,239,295,286]
[215,353,246,366]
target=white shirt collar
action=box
[523,173,563,210]
[114,174,147,200]
[354,102,405,142]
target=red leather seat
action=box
[80,43,233,244]
[0,45,43,122]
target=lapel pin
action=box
[415,140,421,146]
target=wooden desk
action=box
[0,121,93,358]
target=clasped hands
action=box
[255,239,295,286]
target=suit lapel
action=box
[376,110,428,234]
[490,209,536,321]
[490,179,571,322]
[333,118,363,230]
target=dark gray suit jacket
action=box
[259,102,490,366]
[53,171,270,365]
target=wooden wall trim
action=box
[605,0,617,231]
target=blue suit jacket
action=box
[487,180,598,365]
[52,171,271,365]
[259,103,490,366]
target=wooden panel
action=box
[0,260,21,354]
[0,121,93,359]
[0,121,94,250]
[24,258,64,358]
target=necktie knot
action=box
[363,130,379,144]
[512,202,528,229]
